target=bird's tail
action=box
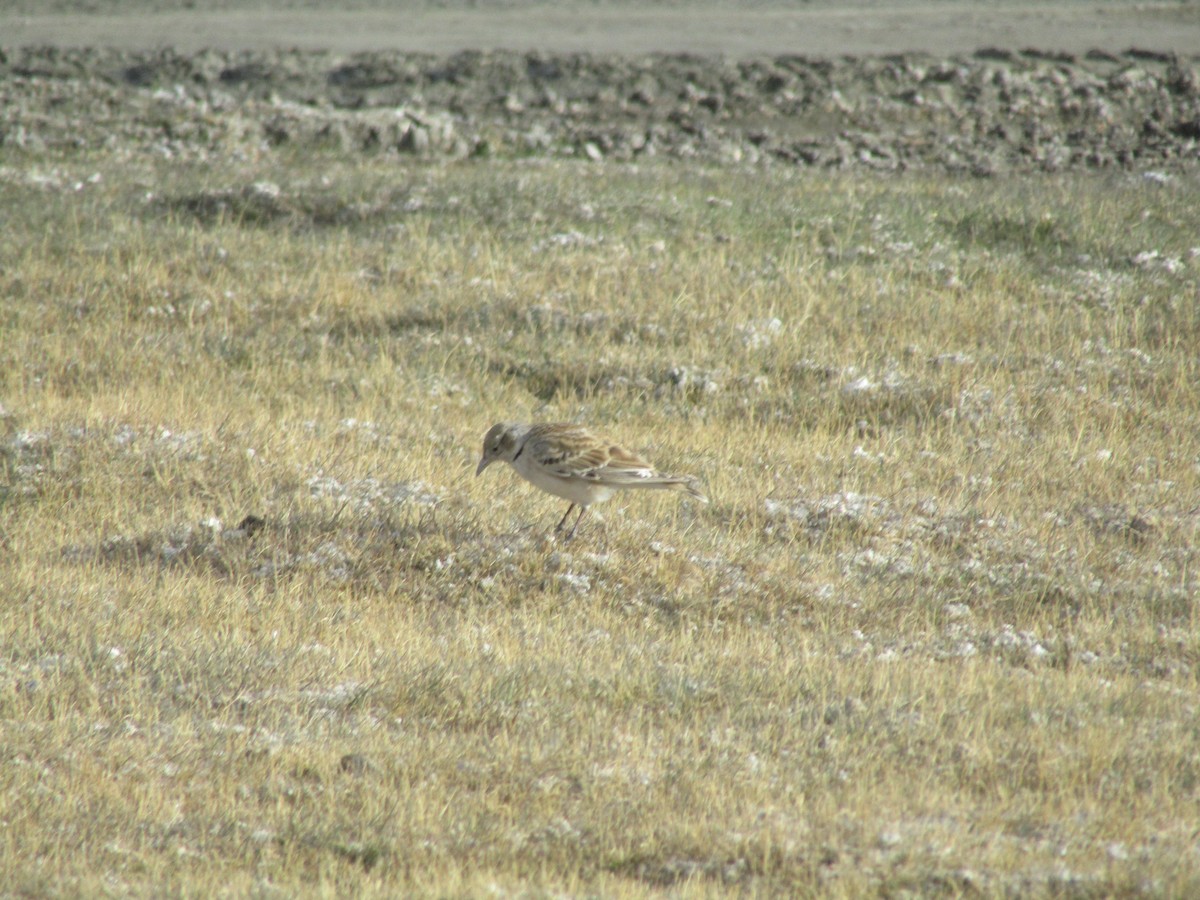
[633,475,708,503]
[676,479,709,503]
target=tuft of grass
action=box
[2,148,1199,896]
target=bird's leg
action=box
[555,504,576,533]
[565,506,589,540]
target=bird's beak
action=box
[475,457,490,477]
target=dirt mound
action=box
[3,45,1199,173]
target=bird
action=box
[475,422,708,539]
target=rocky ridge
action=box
[2,44,1199,172]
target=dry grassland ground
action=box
[3,41,1200,896]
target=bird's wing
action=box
[527,426,657,483]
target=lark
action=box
[475,422,708,539]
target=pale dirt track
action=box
[3,2,1200,57]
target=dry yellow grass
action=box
[2,155,1199,896]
